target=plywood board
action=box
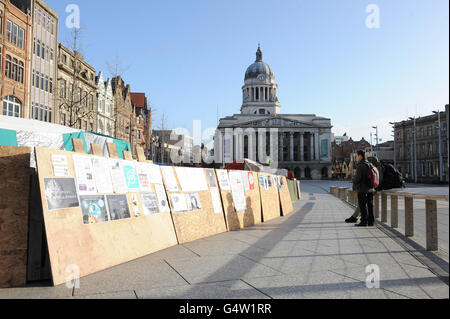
[90,144,103,157]
[34,147,178,286]
[136,146,146,162]
[163,167,227,244]
[72,138,86,154]
[0,146,31,288]
[278,176,294,216]
[123,151,133,161]
[107,143,119,159]
[218,170,262,231]
[258,173,281,222]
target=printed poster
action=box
[135,162,152,192]
[106,195,131,221]
[186,193,202,211]
[130,193,141,217]
[147,164,163,185]
[241,171,250,191]
[51,154,70,177]
[229,171,246,212]
[44,178,80,211]
[109,159,128,193]
[169,193,188,213]
[73,154,97,195]
[216,169,231,191]
[161,166,179,192]
[140,192,160,215]
[175,167,208,192]
[92,156,113,194]
[205,169,217,188]
[248,172,255,190]
[210,187,222,214]
[123,161,140,191]
[155,184,170,213]
[80,195,109,224]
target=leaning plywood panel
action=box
[218,170,262,231]
[164,167,227,244]
[258,173,281,222]
[0,146,31,288]
[34,147,178,286]
[277,176,294,216]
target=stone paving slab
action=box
[0,181,448,299]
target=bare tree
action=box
[57,28,97,129]
[106,53,131,79]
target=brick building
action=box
[130,92,151,156]
[111,76,134,145]
[1,0,32,119]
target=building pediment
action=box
[231,116,319,129]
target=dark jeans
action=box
[357,192,374,224]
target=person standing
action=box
[352,150,375,227]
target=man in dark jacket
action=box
[352,150,375,227]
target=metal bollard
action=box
[425,199,438,251]
[405,197,414,237]
[391,195,398,228]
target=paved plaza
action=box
[0,181,448,299]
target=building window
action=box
[37,40,41,57]
[5,55,11,78]
[2,96,21,118]
[60,113,66,126]
[88,95,93,110]
[18,28,24,49]
[50,78,53,94]
[6,20,12,42]
[62,54,67,64]
[60,79,66,98]
[18,62,24,83]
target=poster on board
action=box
[109,159,128,194]
[175,167,208,192]
[106,195,131,221]
[123,161,140,191]
[51,154,70,177]
[130,193,141,217]
[216,169,231,191]
[44,178,80,211]
[80,195,109,224]
[248,172,255,190]
[186,193,202,211]
[148,164,163,185]
[210,187,222,214]
[135,162,152,192]
[161,166,179,192]
[241,171,250,191]
[229,171,246,212]
[72,154,97,195]
[169,193,188,213]
[140,193,160,215]
[92,156,113,194]
[155,184,170,213]
[205,169,218,188]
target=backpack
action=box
[366,163,380,188]
[380,164,404,190]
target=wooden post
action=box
[374,193,380,219]
[381,193,387,223]
[405,197,414,237]
[91,144,103,157]
[107,143,119,159]
[425,199,438,251]
[391,195,398,228]
[72,138,86,154]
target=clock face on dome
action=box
[257,74,265,82]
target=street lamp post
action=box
[409,117,417,183]
[390,122,396,169]
[433,110,443,182]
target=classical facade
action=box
[1,0,32,119]
[215,45,333,179]
[29,0,57,123]
[56,43,97,131]
[95,71,114,137]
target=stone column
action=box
[279,132,284,162]
[315,132,320,161]
[310,133,314,161]
[290,132,294,162]
[300,133,304,162]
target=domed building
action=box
[215,45,333,180]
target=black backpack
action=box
[380,164,404,190]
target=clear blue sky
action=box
[47,0,449,144]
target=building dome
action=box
[244,45,275,82]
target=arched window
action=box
[18,61,24,83]
[3,96,21,118]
